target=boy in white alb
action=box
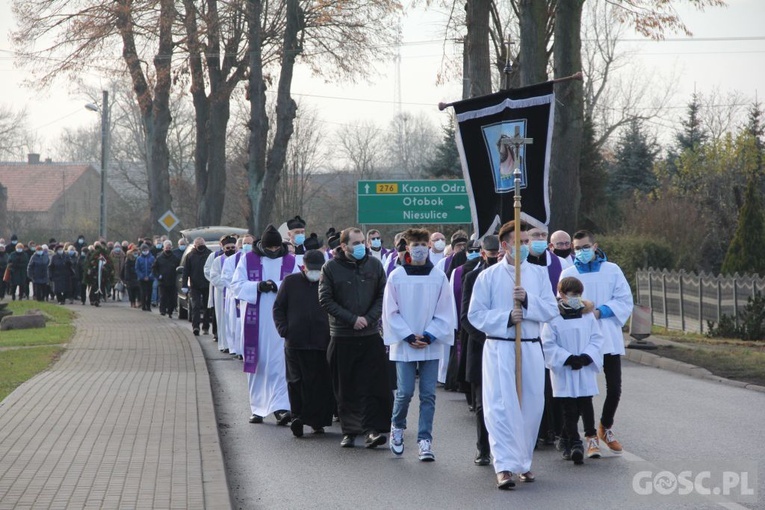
[542,276,605,464]
[383,228,457,462]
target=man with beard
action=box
[152,240,180,317]
[319,227,391,449]
[273,249,334,437]
[232,225,299,425]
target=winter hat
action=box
[261,225,283,248]
[304,233,322,251]
[287,215,306,230]
[303,249,325,270]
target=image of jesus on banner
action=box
[481,120,528,193]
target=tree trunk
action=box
[549,0,584,233]
[198,97,230,225]
[518,0,549,87]
[466,0,492,97]
[255,0,303,233]
[246,0,268,235]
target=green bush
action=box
[597,235,675,295]
[707,292,765,341]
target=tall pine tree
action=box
[424,123,463,178]
[578,114,612,231]
[610,118,659,197]
[721,175,765,276]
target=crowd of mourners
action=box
[0,214,634,490]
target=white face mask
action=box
[433,240,446,252]
[566,295,584,310]
[410,245,430,262]
[305,270,321,282]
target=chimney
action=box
[45,158,53,164]
[27,153,40,164]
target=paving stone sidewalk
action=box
[0,302,230,510]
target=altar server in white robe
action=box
[210,234,237,354]
[231,225,299,425]
[468,220,558,490]
[542,276,605,464]
[203,245,221,339]
[222,236,251,360]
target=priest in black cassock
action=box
[273,249,335,437]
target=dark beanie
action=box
[303,249,325,270]
[304,233,322,251]
[261,225,283,248]
[327,232,341,250]
[287,215,306,230]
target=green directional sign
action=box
[357,180,472,224]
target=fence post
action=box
[732,276,739,328]
[717,278,722,325]
[647,271,654,325]
[662,272,669,329]
[678,272,685,333]
[698,273,704,334]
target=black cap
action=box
[481,235,499,251]
[327,232,341,250]
[303,249,325,270]
[220,234,237,247]
[261,225,283,248]
[287,215,306,230]
[304,233,322,251]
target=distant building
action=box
[0,154,124,241]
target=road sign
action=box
[357,180,471,224]
[158,210,180,232]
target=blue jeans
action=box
[151,279,159,303]
[391,359,439,442]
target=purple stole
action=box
[546,251,562,295]
[442,254,455,276]
[242,252,296,373]
[386,254,400,276]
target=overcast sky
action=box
[0,0,763,159]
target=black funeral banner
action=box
[452,81,555,239]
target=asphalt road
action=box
[188,326,764,510]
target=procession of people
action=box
[0,217,633,491]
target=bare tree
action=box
[335,120,386,180]
[384,112,440,179]
[0,105,30,160]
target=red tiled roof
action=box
[0,163,93,212]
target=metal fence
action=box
[635,268,765,334]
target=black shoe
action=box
[290,418,304,437]
[364,431,386,449]
[160,312,165,316]
[554,436,565,452]
[274,410,292,426]
[193,328,200,336]
[202,328,209,335]
[311,427,325,435]
[474,451,491,466]
[222,349,229,354]
[249,414,263,424]
[562,439,572,460]
[167,313,173,319]
[571,441,584,465]
[340,434,356,448]
[236,355,243,360]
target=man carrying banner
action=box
[468,221,558,489]
[231,225,300,425]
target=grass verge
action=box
[653,342,765,387]
[0,300,73,401]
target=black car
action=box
[176,226,249,320]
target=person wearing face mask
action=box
[231,225,299,426]
[207,235,238,353]
[48,244,72,305]
[542,276,605,465]
[27,243,50,302]
[273,249,335,437]
[121,247,140,308]
[0,244,8,300]
[7,243,29,300]
[172,239,187,261]
[365,229,387,262]
[460,235,500,466]
[110,242,127,301]
[428,232,447,265]
[549,230,575,270]
[183,237,213,335]
[63,244,79,304]
[286,215,307,266]
[383,228,457,462]
[318,227,391,449]
[152,240,181,318]
[560,230,633,456]
[222,236,253,360]
[467,221,558,489]
[435,230,469,278]
[135,244,156,311]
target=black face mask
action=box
[196,245,206,252]
[485,256,499,267]
[224,248,236,256]
[263,246,284,259]
[554,248,572,258]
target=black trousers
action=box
[600,354,622,429]
[139,280,153,310]
[328,334,393,436]
[561,396,596,443]
[285,348,335,429]
[33,283,46,301]
[190,287,211,330]
[158,284,176,315]
[472,383,490,455]
[127,284,140,304]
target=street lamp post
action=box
[85,90,109,240]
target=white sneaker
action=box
[390,426,404,455]
[418,439,435,462]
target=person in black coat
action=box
[152,240,180,317]
[273,250,335,437]
[27,245,50,302]
[460,235,500,467]
[0,245,8,299]
[182,237,212,335]
[48,244,72,304]
[121,248,140,308]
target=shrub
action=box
[706,292,765,341]
[597,235,674,295]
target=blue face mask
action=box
[466,251,481,261]
[351,244,366,260]
[575,247,594,264]
[530,240,548,255]
[241,244,253,253]
[294,234,305,246]
[510,244,529,262]
[370,239,381,249]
